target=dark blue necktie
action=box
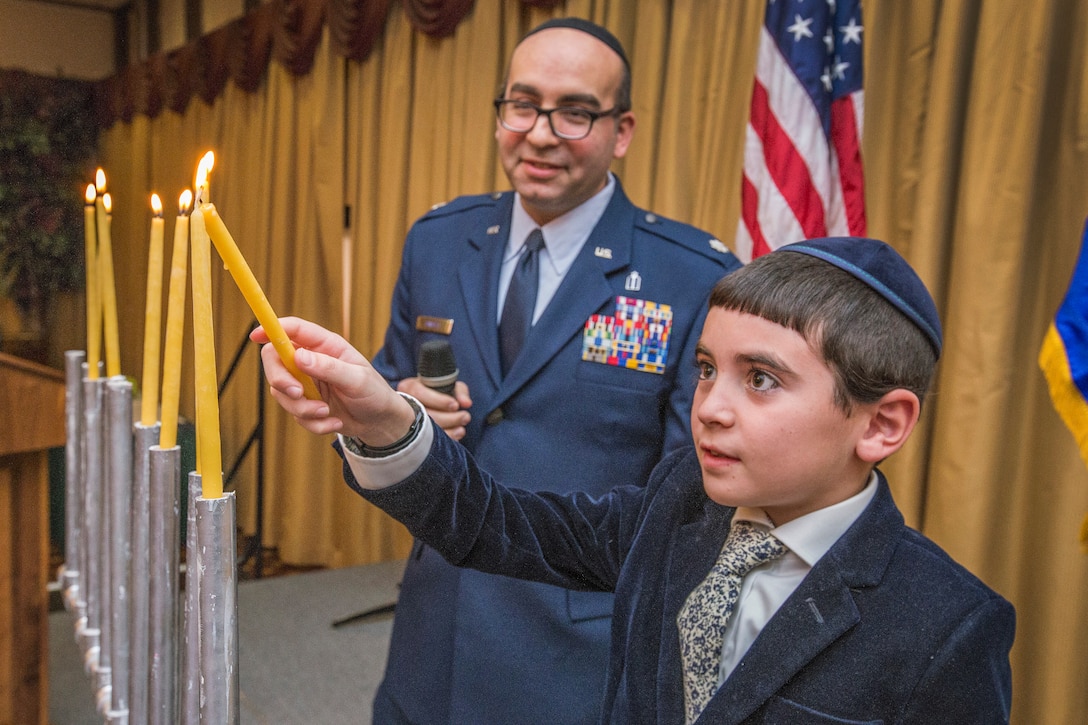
[499,229,545,375]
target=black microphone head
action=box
[418,339,458,394]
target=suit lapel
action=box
[458,195,514,390]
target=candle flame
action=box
[179,189,193,215]
[85,183,96,205]
[195,151,215,201]
[95,168,106,193]
[151,193,163,217]
[103,193,112,214]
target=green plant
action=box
[0,71,98,324]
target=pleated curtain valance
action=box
[94,0,561,126]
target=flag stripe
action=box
[740,175,772,259]
[740,123,806,254]
[831,93,866,234]
[749,80,828,238]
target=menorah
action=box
[57,350,238,724]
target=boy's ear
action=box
[856,389,920,463]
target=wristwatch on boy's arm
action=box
[338,393,433,490]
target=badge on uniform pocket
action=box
[581,296,672,374]
[416,316,454,335]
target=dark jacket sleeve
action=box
[899,593,1015,723]
[338,424,686,593]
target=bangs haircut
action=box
[708,252,938,413]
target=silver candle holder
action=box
[147,444,181,725]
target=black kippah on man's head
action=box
[522,17,630,70]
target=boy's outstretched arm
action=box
[250,317,416,447]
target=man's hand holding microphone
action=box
[395,339,472,440]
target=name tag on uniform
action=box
[416,316,454,335]
[581,296,672,374]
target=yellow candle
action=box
[197,153,320,400]
[191,155,223,499]
[200,203,321,400]
[96,171,121,378]
[159,192,191,449]
[84,184,101,379]
[140,194,166,426]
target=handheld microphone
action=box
[417,339,458,395]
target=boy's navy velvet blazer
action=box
[344,431,1015,724]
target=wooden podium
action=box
[0,352,65,725]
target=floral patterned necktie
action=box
[677,520,787,723]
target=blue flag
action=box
[1039,218,1088,550]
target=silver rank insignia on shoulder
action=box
[487,225,501,235]
[625,271,642,292]
[595,246,613,259]
[709,238,730,254]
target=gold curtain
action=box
[97,0,1088,721]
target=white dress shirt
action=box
[497,173,616,325]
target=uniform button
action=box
[491,191,502,200]
[645,213,658,224]
[485,408,505,425]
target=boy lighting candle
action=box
[255,236,1015,724]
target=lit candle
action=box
[159,191,191,449]
[96,170,121,378]
[85,183,101,379]
[140,194,166,426]
[196,152,320,399]
[191,155,224,499]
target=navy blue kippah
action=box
[779,237,943,357]
[523,17,630,70]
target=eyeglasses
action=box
[493,99,621,140]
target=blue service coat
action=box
[345,434,1016,724]
[366,181,740,724]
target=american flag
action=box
[736,0,866,262]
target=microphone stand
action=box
[332,600,397,628]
